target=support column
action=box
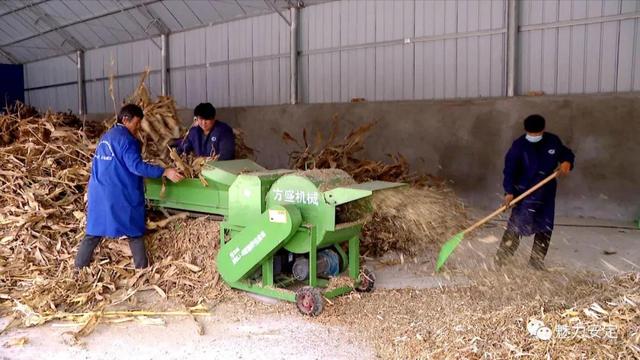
[506,0,519,97]
[76,50,86,116]
[289,5,299,104]
[161,34,169,96]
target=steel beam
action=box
[506,0,518,97]
[161,34,168,96]
[0,0,162,49]
[26,2,85,51]
[520,12,640,32]
[140,3,171,36]
[0,0,48,19]
[290,5,299,104]
[76,50,86,116]
[265,0,290,26]
[300,28,507,57]
[0,47,18,64]
[234,0,248,16]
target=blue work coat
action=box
[86,124,164,238]
[176,120,235,160]
[503,132,575,236]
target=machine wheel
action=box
[356,267,375,292]
[295,286,324,316]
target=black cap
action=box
[194,102,216,120]
[524,114,545,133]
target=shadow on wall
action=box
[115,93,638,222]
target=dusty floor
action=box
[1,217,638,360]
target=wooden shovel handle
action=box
[463,171,559,235]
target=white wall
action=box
[167,15,290,109]
[22,0,640,113]
[519,0,640,94]
[84,38,162,114]
[23,55,77,112]
[300,0,507,102]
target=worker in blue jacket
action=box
[495,114,575,270]
[175,102,235,160]
[75,104,184,269]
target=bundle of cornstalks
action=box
[0,107,224,333]
[105,69,181,163]
[284,116,468,256]
[161,128,255,180]
[104,70,254,177]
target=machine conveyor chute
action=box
[323,180,406,206]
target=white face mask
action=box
[526,134,543,143]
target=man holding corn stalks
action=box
[175,102,235,160]
[75,104,184,269]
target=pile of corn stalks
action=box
[0,104,225,335]
[284,116,468,256]
[283,115,442,186]
[104,70,180,163]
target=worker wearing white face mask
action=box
[495,114,575,270]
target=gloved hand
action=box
[503,193,514,208]
[559,161,572,176]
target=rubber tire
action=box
[295,286,324,316]
[355,267,375,292]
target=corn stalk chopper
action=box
[145,159,404,316]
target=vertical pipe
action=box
[76,50,86,116]
[290,6,299,104]
[161,34,168,96]
[506,0,519,97]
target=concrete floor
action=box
[2,218,638,360]
[374,216,639,288]
[1,313,370,360]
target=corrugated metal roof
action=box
[0,0,331,64]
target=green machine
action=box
[146,159,404,316]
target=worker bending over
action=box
[75,104,184,269]
[495,114,575,270]
[175,102,235,159]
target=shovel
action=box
[435,170,560,272]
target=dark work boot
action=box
[495,229,520,267]
[529,232,552,271]
[128,237,149,268]
[75,235,102,268]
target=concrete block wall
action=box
[179,93,637,222]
